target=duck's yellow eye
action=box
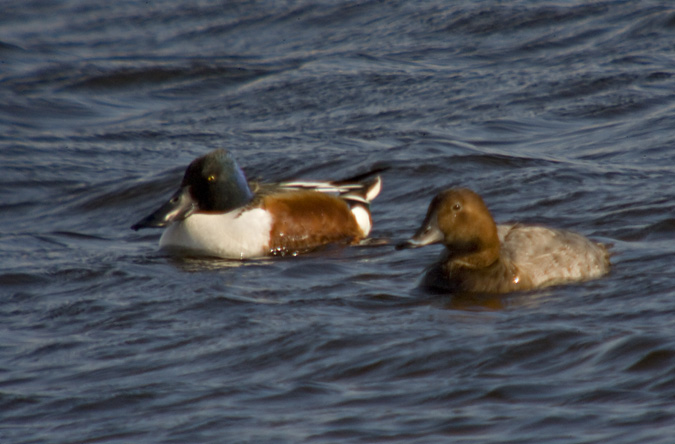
[207,175,216,182]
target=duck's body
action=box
[498,224,610,289]
[158,207,273,258]
[132,149,381,259]
[400,188,610,294]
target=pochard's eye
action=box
[207,175,216,182]
[452,203,462,211]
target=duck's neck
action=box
[443,251,526,294]
[447,240,500,270]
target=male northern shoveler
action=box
[131,149,382,259]
[398,188,610,294]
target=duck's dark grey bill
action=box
[130,186,196,231]
[396,221,444,250]
[396,237,429,250]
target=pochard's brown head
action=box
[398,188,500,261]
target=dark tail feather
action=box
[341,175,382,205]
[332,165,389,186]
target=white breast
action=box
[159,208,273,259]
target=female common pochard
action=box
[399,188,610,294]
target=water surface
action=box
[2,1,675,443]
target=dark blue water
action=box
[3,1,675,442]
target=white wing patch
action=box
[278,176,382,205]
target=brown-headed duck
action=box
[398,188,610,294]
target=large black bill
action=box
[130,186,196,231]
